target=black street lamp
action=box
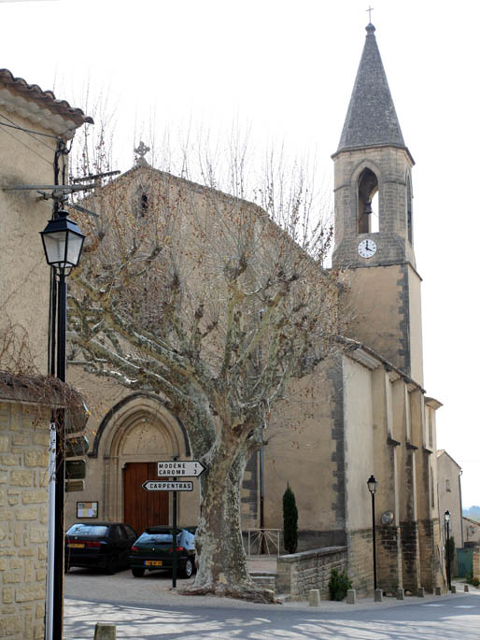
[444,509,451,591]
[41,209,85,640]
[367,475,378,591]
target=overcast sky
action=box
[2,0,479,508]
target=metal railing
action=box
[245,529,281,557]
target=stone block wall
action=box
[418,518,440,593]
[401,520,421,593]
[0,401,50,640]
[276,546,347,601]
[473,548,480,579]
[377,524,402,594]
[347,528,373,596]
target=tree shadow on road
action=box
[65,594,480,640]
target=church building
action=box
[65,23,444,596]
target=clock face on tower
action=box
[358,238,377,258]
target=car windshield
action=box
[67,524,108,537]
[139,533,174,544]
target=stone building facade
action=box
[463,517,480,547]
[436,450,463,549]
[65,23,445,597]
[0,69,90,639]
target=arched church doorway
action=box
[123,462,169,534]
[88,394,197,529]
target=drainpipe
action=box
[259,446,265,554]
[458,469,464,548]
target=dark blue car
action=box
[65,522,137,574]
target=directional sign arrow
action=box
[142,481,194,492]
[157,460,206,478]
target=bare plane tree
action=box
[69,137,344,602]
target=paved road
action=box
[64,569,480,640]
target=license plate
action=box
[145,560,163,567]
[68,543,85,549]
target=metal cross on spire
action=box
[366,5,374,23]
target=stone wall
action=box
[347,529,373,596]
[377,524,402,594]
[473,547,480,580]
[350,521,439,597]
[418,518,440,593]
[0,401,49,640]
[401,520,420,593]
[276,546,347,601]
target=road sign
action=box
[142,481,193,492]
[157,460,206,477]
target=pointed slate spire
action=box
[337,23,405,153]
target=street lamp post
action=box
[41,209,85,640]
[444,509,451,591]
[367,475,378,592]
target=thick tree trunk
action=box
[180,436,276,603]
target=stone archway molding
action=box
[89,392,192,523]
[88,392,190,459]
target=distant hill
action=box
[463,506,480,521]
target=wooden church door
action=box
[123,462,169,534]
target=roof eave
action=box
[331,142,415,166]
[0,68,93,139]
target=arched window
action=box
[357,168,379,234]
[406,174,413,244]
[133,184,150,218]
[140,193,149,216]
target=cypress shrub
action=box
[446,536,455,574]
[283,485,298,554]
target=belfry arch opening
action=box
[357,168,379,234]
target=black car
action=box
[65,522,138,574]
[130,526,196,578]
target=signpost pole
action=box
[144,458,205,588]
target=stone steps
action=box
[250,572,277,591]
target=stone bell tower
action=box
[332,23,423,384]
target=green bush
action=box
[329,568,352,601]
[466,571,480,587]
[282,485,298,554]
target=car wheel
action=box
[132,567,145,578]
[105,555,118,575]
[183,558,194,578]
